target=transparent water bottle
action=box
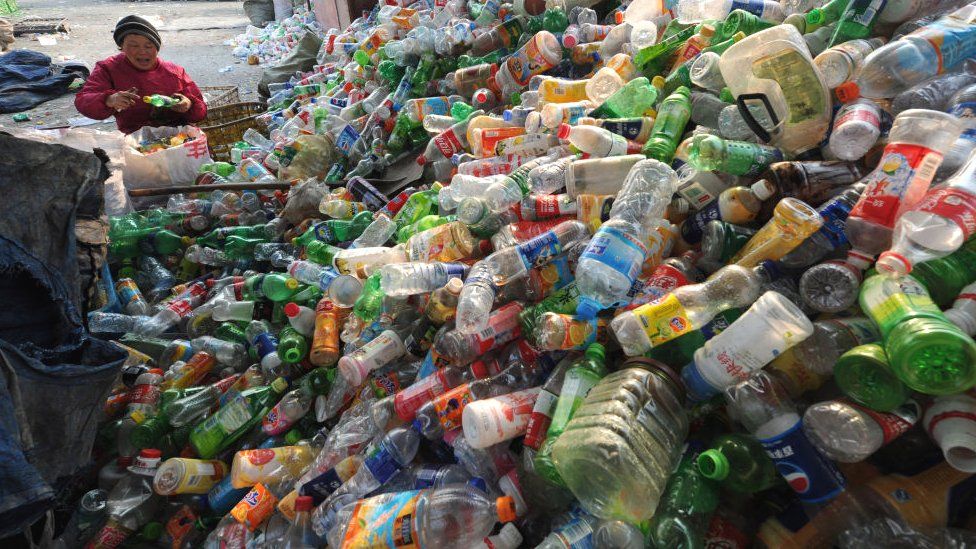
[803,398,920,463]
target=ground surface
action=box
[1,0,266,131]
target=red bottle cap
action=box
[557,123,572,140]
[294,496,314,512]
[283,302,301,318]
[835,81,860,103]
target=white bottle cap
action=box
[750,179,775,201]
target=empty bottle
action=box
[697,433,781,494]
[803,398,920,462]
[815,38,886,88]
[478,220,588,286]
[575,159,678,318]
[649,453,720,549]
[687,134,786,176]
[827,98,883,161]
[557,123,641,157]
[379,262,468,297]
[945,281,976,336]
[552,366,689,523]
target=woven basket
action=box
[199,101,267,162]
[200,85,240,109]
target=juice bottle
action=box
[731,198,823,267]
[230,445,317,488]
[153,458,228,495]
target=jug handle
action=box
[735,93,780,144]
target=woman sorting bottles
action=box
[75,15,207,134]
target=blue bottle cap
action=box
[575,297,602,321]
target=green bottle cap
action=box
[285,429,303,445]
[697,449,730,481]
[141,522,164,541]
[885,318,976,396]
[806,8,825,25]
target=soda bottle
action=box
[681,291,814,401]
[324,485,517,547]
[876,149,976,275]
[476,220,588,287]
[587,76,660,119]
[610,263,766,356]
[697,433,781,494]
[859,273,976,394]
[832,342,911,412]
[648,453,720,549]
[724,371,846,503]
[642,86,692,164]
[746,195,824,259]
[803,398,920,462]
[575,159,677,317]
[551,366,688,523]
[189,378,288,459]
[687,134,786,176]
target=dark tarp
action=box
[0,49,88,114]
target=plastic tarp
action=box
[0,50,87,114]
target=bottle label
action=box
[850,143,943,228]
[914,187,976,241]
[518,230,563,268]
[681,199,721,243]
[848,399,920,445]
[705,512,750,549]
[253,333,279,359]
[341,490,422,548]
[335,124,361,157]
[915,18,976,73]
[230,483,278,531]
[835,102,881,129]
[505,35,557,87]
[89,522,133,549]
[679,181,717,210]
[552,517,595,547]
[576,194,614,232]
[601,119,649,141]
[474,303,523,354]
[433,128,464,158]
[629,264,689,308]
[948,101,976,139]
[128,383,160,406]
[262,402,293,435]
[580,225,648,285]
[729,0,768,16]
[299,467,345,503]
[863,276,942,329]
[215,394,252,435]
[524,389,559,449]
[816,195,855,249]
[116,279,144,309]
[534,194,574,219]
[434,384,475,431]
[758,419,846,503]
[634,294,694,346]
[363,444,402,484]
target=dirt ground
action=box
[0,0,267,131]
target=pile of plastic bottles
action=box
[229,8,322,65]
[135,132,198,155]
[65,0,976,547]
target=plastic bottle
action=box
[859,273,976,395]
[379,262,468,297]
[189,378,288,459]
[587,76,660,119]
[87,449,162,549]
[924,393,976,472]
[815,38,886,88]
[827,98,883,161]
[153,458,228,495]
[477,220,588,286]
[575,159,678,317]
[731,198,823,267]
[557,124,641,157]
[611,263,765,356]
[462,387,540,449]
[324,485,516,547]
[495,31,563,96]
[876,149,976,275]
[803,398,920,463]
[855,3,976,98]
[679,182,774,245]
[642,86,692,163]
[281,496,317,548]
[687,134,786,176]
[649,453,720,549]
[697,433,781,494]
[677,0,785,22]
[681,291,814,401]
[551,366,689,523]
[724,371,846,503]
[337,330,406,386]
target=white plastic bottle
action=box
[380,262,468,297]
[337,330,407,386]
[462,387,540,448]
[827,98,883,161]
[677,0,785,22]
[876,148,976,275]
[945,282,976,336]
[558,124,641,157]
[680,291,814,402]
[283,302,316,336]
[924,393,976,473]
[575,159,678,318]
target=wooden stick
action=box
[128,182,292,197]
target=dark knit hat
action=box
[113,15,161,50]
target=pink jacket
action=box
[74,53,207,134]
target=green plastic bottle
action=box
[144,94,180,108]
[223,236,268,259]
[687,134,786,177]
[394,186,440,230]
[908,240,976,308]
[189,378,288,459]
[828,0,882,47]
[520,282,581,340]
[697,433,781,494]
[534,343,608,485]
[805,0,853,30]
[860,274,976,395]
[647,309,742,369]
[200,162,235,177]
[277,326,309,364]
[642,86,692,164]
[305,240,341,266]
[353,272,385,325]
[661,32,744,98]
[214,322,248,345]
[715,10,776,43]
[587,77,661,119]
[634,25,696,75]
[833,343,910,412]
[261,274,301,302]
[396,214,452,243]
[196,225,269,249]
[649,454,720,549]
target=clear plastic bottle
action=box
[945,281,976,335]
[462,387,540,448]
[435,302,525,365]
[551,366,688,523]
[379,262,468,297]
[724,371,846,503]
[815,38,886,88]
[803,398,920,462]
[610,263,765,356]
[478,220,589,286]
[676,0,785,22]
[827,98,883,161]
[681,291,814,401]
[557,124,641,157]
[87,449,162,548]
[337,330,406,386]
[325,485,516,548]
[576,159,678,318]
[876,148,976,275]
[780,185,864,269]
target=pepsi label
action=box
[758,417,846,503]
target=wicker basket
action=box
[200,86,240,109]
[199,101,267,162]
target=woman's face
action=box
[121,34,158,70]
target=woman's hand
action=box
[105,89,140,111]
[171,93,192,113]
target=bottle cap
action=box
[614,11,623,24]
[806,8,825,25]
[575,297,602,320]
[651,75,666,90]
[876,251,912,276]
[285,278,299,290]
[751,179,775,201]
[141,522,164,541]
[445,277,464,294]
[285,429,303,445]
[130,448,162,474]
[700,24,715,37]
[283,302,301,318]
[496,496,518,523]
[557,123,572,140]
[835,82,860,103]
[148,368,165,376]
[697,449,730,481]
[294,495,315,512]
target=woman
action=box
[75,15,207,134]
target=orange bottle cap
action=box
[496,496,517,523]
